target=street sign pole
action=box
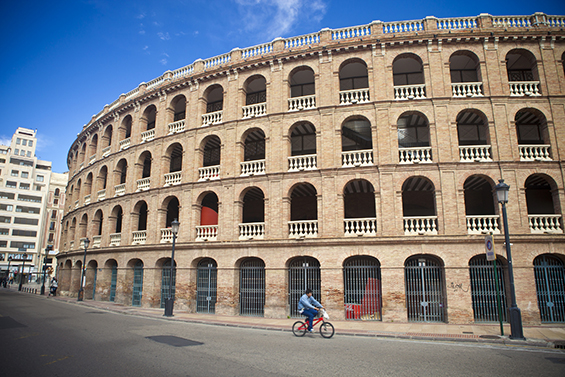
[485,234,504,336]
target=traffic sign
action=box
[485,235,495,261]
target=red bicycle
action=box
[292,309,335,338]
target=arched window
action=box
[464,176,498,234]
[241,129,266,176]
[343,256,381,321]
[405,255,446,322]
[402,177,437,235]
[244,75,266,105]
[339,60,369,104]
[142,105,157,130]
[288,257,321,317]
[171,95,186,122]
[343,180,376,236]
[506,49,540,96]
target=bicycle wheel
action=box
[319,321,335,338]
[292,321,307,337]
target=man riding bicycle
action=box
[298,288,323,333]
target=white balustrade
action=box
[74,200,79,209]
[92,235,101,248]
[203,53,231,69]
[109,233,121,246]
[493,16,532,28]
[332,24,371,40]
[196,225,218,241]
[141,129,155,142]
[84,195,91,205]
[242,103,266,119]
[519,145,552,161]
[132,230,147,245]
[288,220,318,238]
[136,178,151,191]
[404,216,438,235]
[466,216,500,235]
[382,20,424,33]
[89,154,96,165]
[172,63,194,79]
[241,42,273,59]
[339,88,370,105]
[394,84,426,100]
[168,120,185,134]
[164,172,182,186]
[509,81,541,96]
[97,189,106,201]
[288,95,316,111]
[399,147,433,164]
[241,159,266,176]
[70,241,75,250]
[202,110,223,126]
[285,33,320,48]
[547,16,565,27]
[437,17,477,30]
[459,145,492,162]
[529,215,563,234]
[125,87,139,101]
[102,146,111,157]
[146,76,165,90]
[288,154,317,172]
[114,183,126,197]
[452,82,483,97]
[80,238,88,248]
[119,138,131,150]
[160,228,173,243]
[344,218,377,237]
[198,165,220,181]
[239,222,265,240]
[342,150,374,167]
[79,163,84,171]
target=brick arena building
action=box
[58,13,565,325]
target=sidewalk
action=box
[9,286,565,349]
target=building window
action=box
[0,241,7,248]
[16,138,21,145]
[22,140,27,146]
[19,183,30,190]
[34,185,41,191]
[0,216,10,223]
[36,175,44,182]
[9,241,35,249]
[50,221,56,230]
[0,192,15,200]
[20,150,25,156]
[48,233,54,242]
[0,204,13,211]
[28,141,33,147]
[11,170,18,177]
[26,151,31,157]
[12,229,37,237]
[21,171,29,178]
[6,181,17,188]
[0,228,8,235]
[53,198,58,205]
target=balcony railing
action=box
[342,150,373,167]
[459,145,492,162]
[92,235,101,248]
[202,110,223,126]
[288,95,316,111]
[196,225,218,241]
[394,84,426,100]
[466,215,500,235]
[79,163,84,171]
[114,183,126,197]
[109,233,121,246]
[399,147,433,164]
[132,230,147,245]
[242,103,267,119]
[136,178,150,191]
[339,88,370,105]
[452,82,483,97]
[102,146,111,157]
[239,222,265,240]
[519,145,551,161]
[164,172,182,186]
[74,200,79,209]
[141,129,155,142]
[404,216,438,235]
[168,120,185,134]
[84,194,91,205]
[288,154,317,171]
[70,241,75,250]
[529,215,563,234]
[160,228,174,243]
[288,220,318,238]
[97,189,106,201]
[89,154,96,165]
[119,138,131,150]
[344,218,377,237]
[241,159,266,176]
[198,165,220,181]
[509,81,541,97]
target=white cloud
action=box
[136,13,145,20]
[0,136,11,147]
[160,58,168,65]
[139,30,146,35]
[157,32,170,41]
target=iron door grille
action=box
[160,262,176,309]
[534,255,565,323]
[469,256,507,322]
[343,256,382,321]
[132,262,143,307]
[289,257,321,318]
[91,268,97,300]
[197,259,217,314]
[405,257,446,322]
[109,265,117,302]
[239,258,265,316]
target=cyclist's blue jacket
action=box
[298,294,322,311]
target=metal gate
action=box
[197,258,217,313]
[469,256,507,322]
[240,258,265,316]
[132,261,143,307]
[405,256,446,322]
[160,261,176,308]
[109,265,117,302]
[534,255,565,323]
[343,256,382,321]
[289,257,321,318]
[91,267,97,300]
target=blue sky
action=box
[1,0,563,173]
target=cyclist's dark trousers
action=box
[302,309,317,331]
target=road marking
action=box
[14,332,39,340]
[44,356,71,365]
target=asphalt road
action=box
[1,290,564,377]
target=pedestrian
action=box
[49,278,58,297]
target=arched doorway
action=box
[197,258,217,313]
[160,260,176,309]
[469,255,508,322]
[288,257,321,317]
[534,255,565,323]
[132,261,143,307]
[239,258,265,316]
[404,255,446,322]
[343,256,381,320]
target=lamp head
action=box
[171,219,180,235]
[495,179,510,204]
[84,237,90,249]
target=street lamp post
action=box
[18,253,28,291]
[77,238,90,301]
[7,256,12,281]
[40,246,51,295]
[164,219,179,317]
[495,179,525,340]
